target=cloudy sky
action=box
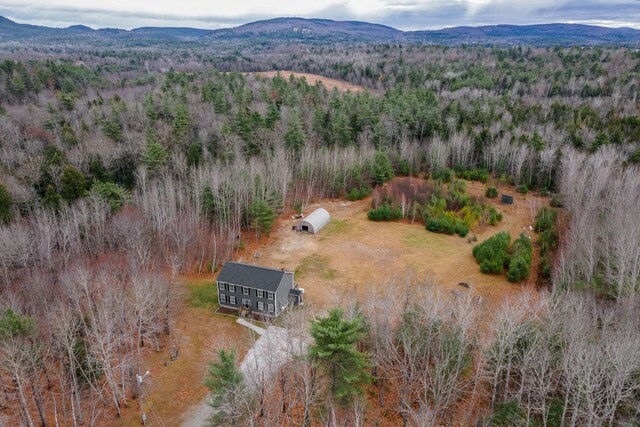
[1,0,639,30]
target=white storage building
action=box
[297,208,330,234]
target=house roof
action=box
[217,262,288,292]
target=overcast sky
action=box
[1,0,639,30]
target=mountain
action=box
[203,17,403,42]
[409,23,640,45]
[1,15,639,46]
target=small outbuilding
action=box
[295,208,330,234]
[501,194,514,205]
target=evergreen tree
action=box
[331,110,353,146]
[9,72,27,99]
[309,307,370,404]
[0,183,12,224]
[60,165,86,201]
[61,122,78,146]
[89,180,131,212]
[264,102,280,129]
[102,116,123,143]
[172,103,191,144]
[249,199,277,237]
[42,184,61,210]
[144,94,158,123]
[284,110,306,152]
[204,349,246,426]
[372,151,394,185]
[141,128,168,173]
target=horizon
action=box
[1,0,639,31]
[3,14,640,32]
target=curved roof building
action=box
[299,208,330,234]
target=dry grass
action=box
[247,71,366,93]
[249,180,548,313]
[115,276,251,427]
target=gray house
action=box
[216,262,304,318]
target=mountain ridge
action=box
[1,15,639,45]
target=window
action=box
[229,296,236,305]
[257,301,264,311]
[229,284,236,293]
[242,299,251,309]
[267,291,274,300]
[257,290,264,298]
[218,282,225,291]
[219,294,226,303]
[268,304,274,313]
[242,287,250,295]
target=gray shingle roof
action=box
[217,262,286,292]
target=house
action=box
[294,208,330,234]
[216,262,304,318]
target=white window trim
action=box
[242,287,250,295]
[242,299,251,309]
[268,304,275,313]
[218,282,225,291]
[220,294,226,303]
[229,296,236,305]
[229,284,236,292]
[257,301,264,311]
[267,291,274,300]
[257,289,264,298]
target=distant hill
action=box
[1,15,639,46]
[408,23,640,45]
[203,17,403,42]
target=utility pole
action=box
[137,371,150,425]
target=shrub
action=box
[426,217,455,235]
[516,184,529,194]
[455,222,470,237]
[485,186,498,198]
[347,187,370,201]
[431,168,454,183]
[534,206,557,233]
[507,233,533,282]
[473,231,511,274]
[368,204,402,221]
[488,207,503,225]
[456,167,489,183]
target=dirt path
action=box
[246,71,366,93]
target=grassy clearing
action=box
[188,281,218,309]
[295,254,341,280]
[323,218,350,236]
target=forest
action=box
[0,40,639,426]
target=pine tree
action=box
[249,199,277,237]
[42,184,61,210]
[60,165,86,201]
[373,151,394,185]
[264,102,280,129]
[205,349,245,426]
[309,307,370,404]
[0,183,12,224]
[172,103,191,144]
[102,116,123,143]
[141,128,168,173]
[284,110,305,152]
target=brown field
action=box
[116,179,546,426]
[246,71,366,93]
[241,178,547,313]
